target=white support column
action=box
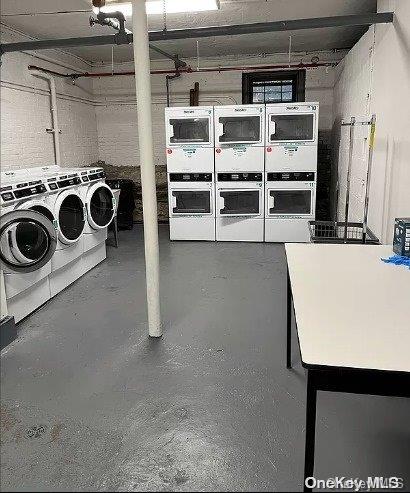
[132,0,162,337]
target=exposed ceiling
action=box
[0,0,377,63]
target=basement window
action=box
[242,70,306,104]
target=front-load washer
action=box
[214,105,265,173]
[46,173,86,296]
[0,181,57,322]
[168,172,215,241]
[264,171,316,243]
[216,172,264,242]
[75,167,114,272]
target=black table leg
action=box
[304,370,317,492]
[287,268,292,369]
[113,216,119,248]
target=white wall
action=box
[333,0,410,243]
[93,50,343,168]
[0,26,99,171]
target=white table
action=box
[285,244,410,492]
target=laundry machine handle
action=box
[269,119,276,136]
[268,193,275,210]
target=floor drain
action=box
[25,425,47,439]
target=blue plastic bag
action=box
[381,255,410,270]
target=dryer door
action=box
[54,190,86,244]
[86,183,115,230]
[0,210,57,273]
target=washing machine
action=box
[214,104,265,173]
[215,172,264,242]
[165,106,215,240]
[45,171,86,296]
[75,167,115,272]
[265,102,319,172]
[264,171,316,243]
[0,178,57,322]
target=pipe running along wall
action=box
[28,61,338,80]
[30,70,62,167]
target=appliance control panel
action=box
[169,173,213,182]
[267,172,315,181]
[57,176,81,189]
[88,171,106,181]
[10,183,47,200]
[218,172,263,182]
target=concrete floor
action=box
[1,225,409,492]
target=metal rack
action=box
[310,114,379,244]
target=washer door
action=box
[15,200,58,230]
[54,190,85,244]
[86,183,115,230]
[0,210,57,273]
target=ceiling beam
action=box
[148,13,394,41]
[0,12,394,56]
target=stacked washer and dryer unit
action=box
[265,102,319,242]
[215,105,265,242]
[165,103,318,243]
[0,166,115,322]
[165,106,215,241]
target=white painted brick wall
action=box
[334,0,410,242]
[93,51,341,168]
[0,27,99,171]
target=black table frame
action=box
[286,267,410,492]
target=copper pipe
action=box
[29,61,338,79]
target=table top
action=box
[285,244,410,373]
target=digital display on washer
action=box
[217,173,262,182]
[1,192,14,201]
[169,173,213,182]
[267,172,315,181]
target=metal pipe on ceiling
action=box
[148,12,394,41]
[28,61,338,80]
[1,12,394,56]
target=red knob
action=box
[216,148,221,154]
[267,147,272,153]
[167,149,172,154]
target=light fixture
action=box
[146,0,220,14]
[94,0,220,16]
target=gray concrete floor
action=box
[1,225,409,492]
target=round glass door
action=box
[87,184,115,230]
[0,210,57,273]
[56,192,85,243]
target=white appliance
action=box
[264,171,316,243]
[42,171,86,297]
[168,173,215,241]
[265,102,319,172]
[216,172,264,242]
[0,178,57,322]
[214,104,265,172]
[165,106,215,241]
[165,106,214,173]
[74,167,115,272]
